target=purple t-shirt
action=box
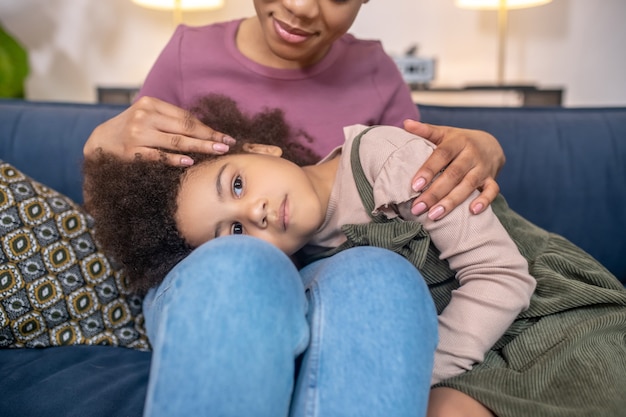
[138,19,419,156]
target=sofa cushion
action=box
[0,345,150,417]
[0,160,149,350]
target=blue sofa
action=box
[1,99,625,416]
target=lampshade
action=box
[455,0,552,85]
[132,0,224,26]
[455,0,551,10]
[132,0,224,11]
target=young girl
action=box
[87,95,441,417]
[84,95,626,417]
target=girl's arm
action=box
[365,127,535,385]
[417,194,535,385]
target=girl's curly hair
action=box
[83,94,320,294]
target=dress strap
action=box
[347,126,386,222]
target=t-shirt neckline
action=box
[224,18,347,80]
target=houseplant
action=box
[0,23,29,98]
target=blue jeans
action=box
[142,236,437,417]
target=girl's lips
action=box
[280,196,289,231]
[272,18,313,44]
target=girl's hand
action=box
[428,387,495,417]
[83,96,236,166]
[404,119,504,220]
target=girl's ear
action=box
[242,143,283,157]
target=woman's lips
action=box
[273,18,313,44]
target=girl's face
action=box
[175,147,327,255]
[253,0,367,67]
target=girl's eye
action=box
[233,176,243,197]
[231,222,244,235]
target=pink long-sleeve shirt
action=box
[306,125,536,384]
[137,19,419,156]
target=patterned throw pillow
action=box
[0,161,150,351]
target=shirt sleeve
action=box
[135,24,186,105]
[365,128,536,385]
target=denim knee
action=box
[142,236,310,417]
[143,235,308,345]
[302,247,434,303]
[300,246,438,361]
[292,247,438,417]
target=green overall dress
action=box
[302,127,626,417]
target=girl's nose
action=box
[246,198,268,229]
[281,0,319,20]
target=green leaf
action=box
[0,24,29,98]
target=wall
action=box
[1,0,625,106]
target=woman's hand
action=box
[428,387,495,417]
[404,119,505,220]
[83,96,236,165]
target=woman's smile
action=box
[246,0,366,68]
[272,17,316,44]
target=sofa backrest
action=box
[0,100,125,204]
[420,104,626,284]
[1,99,624,283]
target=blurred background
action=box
[1,0,624,106]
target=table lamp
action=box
[132,0,224,26]
[455,0,552,85]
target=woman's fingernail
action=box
[223,135,236,145]
[471,203,484,214]
[412,202,427,215]
[213,143,229,152]
[180,157,194,166]
[428,205,445,220]
[412,177,426,191]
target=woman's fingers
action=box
[405,120,459,189]
[129,97,236,159]
[469,177,500,215]
[404,119,505,219]
[84,96,237,166]
[148,97,236,148]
